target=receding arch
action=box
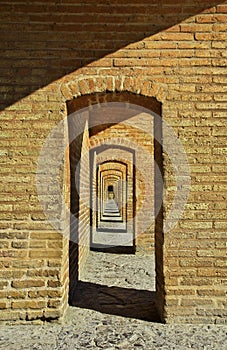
[67,90,164,322]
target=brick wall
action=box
[77,120,90,277]
[0,0,226,323]
[68,115,90,301]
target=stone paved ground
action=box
[0,251,226,350]
[92,199,132,248]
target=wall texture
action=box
[0,0,226,324]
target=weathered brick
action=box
[29,250,62,259]
[0,1,226,326]
[12,280,45,289]
[48,280,61,288]
[0,302,7,309]
[11,300,46,309]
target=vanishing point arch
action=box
[65,86,164,321]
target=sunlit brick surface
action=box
[0,1,226,324]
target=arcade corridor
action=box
[68,93,163,322]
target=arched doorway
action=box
[67,92,164,321]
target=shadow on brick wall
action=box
[0,0,222,110]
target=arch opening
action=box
[67,92,163,322]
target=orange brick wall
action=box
[77,121,90,277]
[67,114,90,301]
[0,0,226,324]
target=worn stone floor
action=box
[92,199,133,248]
[0,251,226,349]
[71,251,158,322]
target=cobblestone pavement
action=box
[0,252,226,350]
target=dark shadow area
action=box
[154,106,164,320]
[68,131,84,303]
[71,281,160,322]
[68,240,79,304]
[0,0,221,110]
[97,228,126,232]
[91,245,135,254]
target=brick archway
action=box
[65,89,164,321]
[60,75,162,104]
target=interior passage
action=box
[103,199,121,219]
[93,195,130,248]
[69,99,158,323]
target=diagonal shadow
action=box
[71,281,160,322]
[0,0,222,110]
